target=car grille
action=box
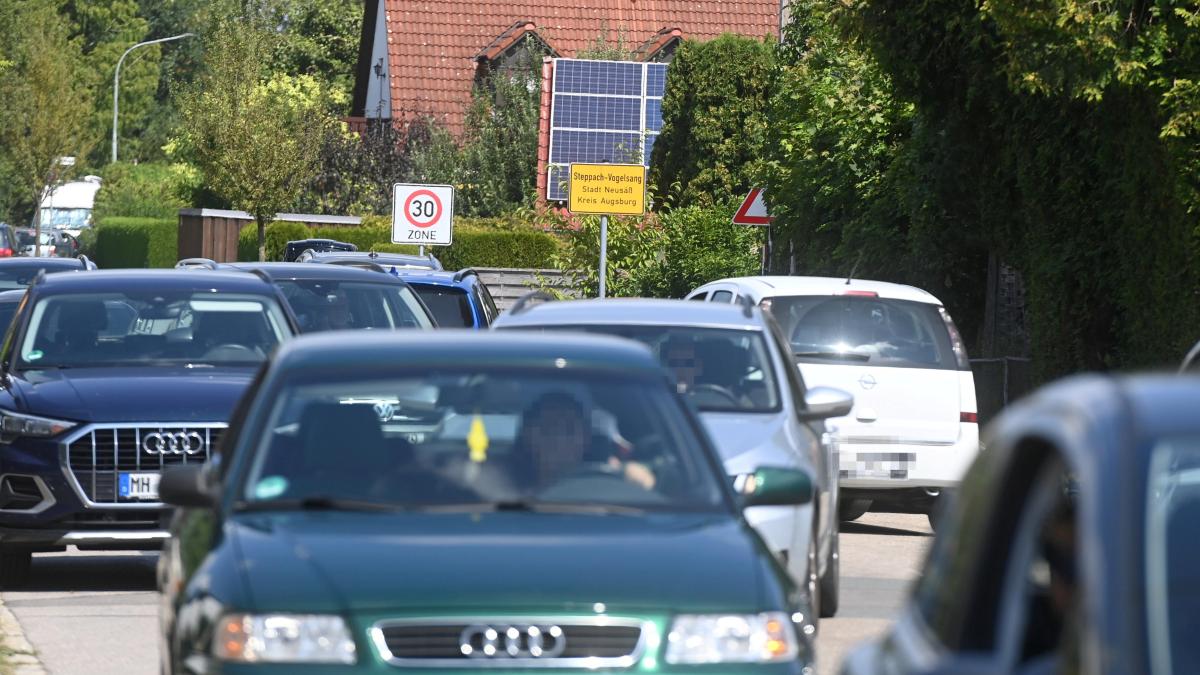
[372,619,646,667]
[64,425,224,505]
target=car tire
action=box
[839,499,871,522]
[0,549,32,588]
[818,531,839,618]
[806,534,821,626]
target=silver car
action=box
[493,297,852,619]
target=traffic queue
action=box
[0,243,1189,675]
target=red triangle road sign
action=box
[732,188,773,226]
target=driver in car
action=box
[515,392,655,491]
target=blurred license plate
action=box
[119,472,160,500]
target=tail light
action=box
[960,412,978,424]
[938,306,971,369]
[0,248,13,257]
[842,290,879,297]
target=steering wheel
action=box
[689,384,740,406]
[202,344,258,360]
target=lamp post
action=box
[112,33,194,164]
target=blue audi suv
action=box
[0,269,298,585]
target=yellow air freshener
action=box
[467,414,489,463]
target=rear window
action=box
[274,280,433,333]
[413,286,474,328]
[767,295,958,370]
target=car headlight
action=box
[665,612,798,664]
[213,614,356,664]
[0,409,75,442]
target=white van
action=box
[688,276,978,527]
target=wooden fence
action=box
[474,268,578,311]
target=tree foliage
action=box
[766,0,1200,378]
[173,19,334,260]
[0,0,94,232]
[651,35,776,208]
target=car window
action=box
[476,283,499,326]
[1146,435,1200,674]
[16,292,291,369]
[710,290,733,303]
[241,371,726,512]
[413,286,474,328]
[520,325,780,413]
[767,295,958,370]
[688,292,708,301]
[274,280,433,332]
[0,301,19,337]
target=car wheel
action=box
[839,499,871,522]
[0,549,32,588]
[818,530,839,618]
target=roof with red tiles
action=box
[351,1,781,136]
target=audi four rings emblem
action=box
[142,431,204,455]
[459,624,566,659]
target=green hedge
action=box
[239,218,558,269]
[94,217,178,268]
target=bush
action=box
[93,163,194,222]
[93,217,177,268]
[238,217,559,269]
[642,204,761,297]
[650,35,777,208]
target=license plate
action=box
[119,472,160,500]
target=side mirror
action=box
[800,386,853,420]
[740,467,813,507]
[159,465,216,508]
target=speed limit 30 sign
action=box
[392,183,454,245]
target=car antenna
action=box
[845,251,864,285]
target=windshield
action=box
[39,208,91,229]
[1146,435,1200,674]
[0,301,19,336]
[412,286,474,328]
[17,292,290,369]
[274,280,433,332]
[0,264,72,290]
[241,372,725,512]
[765,295,958,369]
[514,326,780,413]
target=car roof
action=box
[273,330,664,376]
[32,269,278,295]
[225,262,412,284]
[0,289,26,302]
[493,298,764,331]
[391,269,475,288]
[307,251,441,269]
[0,257,89,272]
[701,276,943,305]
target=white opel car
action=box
[688,277,978,527]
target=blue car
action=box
[388,268,499,329]
[0,269,299,585]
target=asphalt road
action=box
[0,513,932,675]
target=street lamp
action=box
[111,33,194,164]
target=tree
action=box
[63,0,161,165]
[174,19,332,260]
[651,35,777,208]
[0,1,94,243]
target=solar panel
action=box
[546,59,669,201]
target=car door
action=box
[847,432,1083,675]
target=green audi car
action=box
[157,331,818,674]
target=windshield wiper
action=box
[794,350,871,362]
[421,500,645,516]
[235,496,404,513]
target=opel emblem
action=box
[858,374,877,390]
[142,431,204,455]
[459,624,566,659]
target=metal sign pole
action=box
[419,245,425,257]
[598,215,609,299]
